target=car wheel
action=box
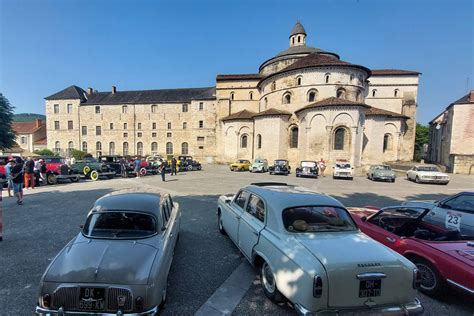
[415,176,420,183]
[47,173,57,185]
[269,172,273,175]
[391,178,396,183]
[90,170,99,181]
[218,211,227,235]
[107,174,114,179]
[140,167,147,176]
[412,258,444,296]
[70,175,79,183]
[187,165,193,171]
[83,166,91,175]
[261,261,284,303]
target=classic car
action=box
[402,192,474,236]
[406,165,449,185]
[268,159,291,175]
[367,164,396,182]
[99,155,127,176]
[349,205,474,296]
[333,160,353,179]
[39,156,81,185]
[70,157,116,181]
[250,159,268,173]
[229,159,252,171]
[178,158,202,171]
[35,191,181,315]
[217,183,423,315]
[295,161,319,178]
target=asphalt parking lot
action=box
[0,164,473,315]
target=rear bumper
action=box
[334,174,353,178]
[294,298,423,316]
[35,306,158,316]
[296,171,318,177]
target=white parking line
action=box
[194,261,255,316]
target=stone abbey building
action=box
[46,22,420,168]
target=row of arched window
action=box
[371,89,400,97]
[230,91,254,101]
[55,141,189,156]
[271,72,364,91]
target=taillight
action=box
[135,296,144,310]
[313,275,323,297]
[42,293,51,308]
[413,268,421,289]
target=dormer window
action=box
[372,89,377,97]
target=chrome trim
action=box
[35,306,158,316]
[447,279,474,294]
[356,272,387,280]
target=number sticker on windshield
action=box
[445,211,462,231]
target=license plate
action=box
[79,287,105,310]
[359,280,381,297]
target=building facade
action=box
[46,22,420,168]
[11,119,47,155]
[428,91,474,174]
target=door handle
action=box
[386,237,396,243]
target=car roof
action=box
[93,192,162,216]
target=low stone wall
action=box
[451,154,474,174]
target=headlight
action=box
[41,293,51,308]
[313,275,323,297]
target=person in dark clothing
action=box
[119,158,128,178]
[10,159,24,205]
[160,159,167,182]
[24,157,35,189]
[171,158,177,176]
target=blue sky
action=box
[0,0,472,124]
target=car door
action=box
[160,199,174,274]
[238,194,266,260]
[427,193,474,236]
[363,210,404,251]
[223,190,249,244]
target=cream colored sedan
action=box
[217,183,424,315]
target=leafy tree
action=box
[34,148,57,156]
[414,123,429,161]
[0,93,16,150]
[70,149,89,160]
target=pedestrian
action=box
[134,157,141,178]
[171,157,177,176]
[119,157,127,178]
[318,157,326,177]
[5,159,13,197]
[70,156,76,165]
[39,159,47,184]
[160,159,167,182]
[10,159,24,205]
[24,156,35,189]
[34,158,41,186]
[0,174,4,241]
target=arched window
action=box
[383,133,393,152]
[334,128,346,150]
[372,89,377,97]
[336,88,346,99]
[350,74,354,82]
[82,141,88,152]
[292,37,295,44]
[230,92,235,100]
[271,81,276,91]
[55,141,60,150]
[136,142,143,156]
[109,142,115,155]
[325,73,330,84]
[298,36,301,43]
[249,92,253,100]
[240,134,248,148]
[123,142,129,156]
[283,93,291,104]
[181,142,189,155]
[151,142,158,153]
[290,127,299,148]
[264,97,268,109]
[394,89,399,97]
[307,89,318,102]
[297,77,302,86]
[166,142,173,154]
[96,141,102,151]
[68,141,74,150]
[257,134,262,149]
[122,105,128,114]
[151,105,157,113]
[356,90,362,102]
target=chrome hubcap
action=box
[262,263,275,293]
[416,263,437,290]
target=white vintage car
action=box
[217,183,424,315]
[333,160,354,179]
[406,165,449,184]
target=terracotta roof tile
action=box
[365,107,409,119]
[34,137,48,145]
[253,108,292,118]
[12,121,44,134]
[295,97,370,114]
[221,110,256,122]
[371,69,420,76]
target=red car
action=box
[349,206,474,296]
[39,156,80,184]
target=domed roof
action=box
[290,21,306,37]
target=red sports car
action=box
[349,206,474,296]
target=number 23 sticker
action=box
[445,211,462,231]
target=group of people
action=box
[117,156,178,182]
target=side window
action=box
[246,195,265,222]
[443,194,474,212]
[162,201,170,225]
[234,190,250,209]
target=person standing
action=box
[24,157,35,189]
[39,159,47,185]
[10,159,24,205]
[318,158,327,177]
[134,157,141,178]
[171,157,177,176]
[5,159,13,197]
[119,157,127,178]
[34,158,41,186]
[160,159,167,182]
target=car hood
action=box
[422,241,474,267]
[251,163,264,167]
[45,238,158,285]
[374,170,395,176]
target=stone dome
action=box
[290,21,306,37]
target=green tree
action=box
[70,149,89,160]
[414,123,429,161]
[0,93,16,150]
[34,148,57,156]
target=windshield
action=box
[275,160,288,166]
[283,206,357,232]
[417,166,439,172]
[254,159,264,163]
[83,211,157,239]
[238,160,249,163]
[375,165,391,170]
[336,163,351,169]
[301,161,316,167]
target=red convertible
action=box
[349,206,474,296]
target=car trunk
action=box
[296,233,414,308]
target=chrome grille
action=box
[60,165,69,175]
[52,287,79,309]
[107,287,132,311]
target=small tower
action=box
[289,21,307,47]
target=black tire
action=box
[70,175,79,183]
[261,261,284,303]
[47,173,57,185]
[187,165,193,171]
[412,257,444,296]
[218,211,227,235]
[391,179,396,183]
[415,176,420,183]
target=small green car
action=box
[367,164,396,182]
[70,158,116,181]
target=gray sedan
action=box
[35,191,180,315]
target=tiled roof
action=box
[45,85,87,101]
[451,91,474,105]
[83,87,216,105]
[290,21,306,36]
[253,108,292,118]
[34,137,47,145]
[371,69,420,76]
[365,107,409,119]
[216,74,264,81]
[221,110,256,122]
[12,121,44,134]
[295,97,370,114]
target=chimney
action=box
[470,90,474,102]
[88,87,93,94]
[35,118,42,128]
[94,89,98,93]
[112,86,117,94]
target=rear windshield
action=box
[283,206,357,232]
[336,163,351,169]
[83,211,157,239]
[375,165,391,170]
[275,160,288,165]
[417,166,439,172]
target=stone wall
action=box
[451,154,474,174]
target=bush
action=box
[34,148,56,156]
[70,149,89,160]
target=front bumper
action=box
[419,178,449,184]
[294,298,423,315]
[297,171,318,178]
[35,306,158,316]
[334,173,353,178]
[373,175,395,181]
